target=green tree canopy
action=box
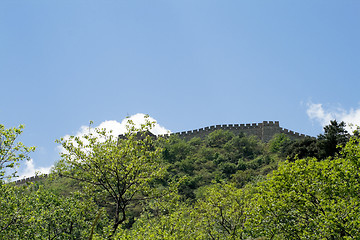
[251,136,360,239]
[0,124,35,182]
[55,117,166,238]
[317,120,350,159]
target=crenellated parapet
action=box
[159,121,311,142]
[13,174,48,186]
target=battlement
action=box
[162,121,309,142]
[13,174,48,186]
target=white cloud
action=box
[306,103,334,126]
[96,113,170,136]
[17,159,52,180]
[307,102,360,132]
[70,113,169,138]
[57,113,171,153]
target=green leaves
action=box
[3,120,360,239]
[55,119,166,238]
[251,137,360,239]
[0,184,105,239]
[194,183,252,240]
[0,124,35,182]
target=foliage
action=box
[163,130,269,200]
[0,183,24,238]
[55,117,166,238]
[267,133,291,153]
[194,183,252,240]
[0,184,105,239]
[317,120,350,159]
[41,176,82,197]
[0,124,35,182]
[205,130,235,148]
[3,119,358,239]
[250,137,360,239]
[116,204,196,240]
[114,182,254,240]
[115,189,196,240]
[281,120,351,161]
[282,136,318,161]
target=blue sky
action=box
[1,1,359,178]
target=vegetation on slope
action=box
[1,119,359,239]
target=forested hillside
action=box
[1,120,359,239]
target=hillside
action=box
[2,120,359,239]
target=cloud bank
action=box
[64,113,170,140]
[307,102,360,132]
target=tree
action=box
[114,183,197,240]
[205,130,235,148]
[317,120,350,159]
[268,133,291,153]
[55,117,166,238]
[0,183,24,237]
[0,124,35,182]
[0,124,37,236]
[114,182,254,240]
[0,184,105,239]
[0,122,104,238]
[224,135,264,163]
[280,121,350,162]
[194,183,252,240]
[250,137,360,239]
[282,136,318,161]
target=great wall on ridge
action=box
[167,121,310,142]
[13,121,311,185]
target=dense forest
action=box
[1,119,360,239]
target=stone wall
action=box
[162,121,310,142]
[13,174,48,186]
